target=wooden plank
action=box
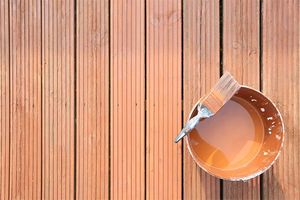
[223,0,260,199]
[9,0,42,199]
[183,0,220,199]
[263,0,300,199]
[146,0,182,199]
[76,0,109,199]
[111,0,145,199]
[42,0,74,199]
[0,0,9,199]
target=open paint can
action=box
[185,86,284,181]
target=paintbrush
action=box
[174,72,241,143]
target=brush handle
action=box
[174,104,213,143]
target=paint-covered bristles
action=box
[203,72,241,113]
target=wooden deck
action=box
[0,0,299,199]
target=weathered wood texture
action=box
[76,0,109,199]
[0,0,9,199]
[42,0,75,199]
[263,0,300,199]
[223,0,261,199]
[146,0,182,199]
[183,0,220,199]
[111,0,145,199]
[10,0,42,199]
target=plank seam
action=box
[259,0,264,199]
[144,0,147,199]
[74,0,77,198]
[181,0,184,199]
[8,0,11,199]
[259,0,263,93]
[108,0,111,199]
[219,0,224,199]
[219,0,224,77]
[40,0,43,198]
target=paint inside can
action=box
[187,87,284,180]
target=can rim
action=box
[185,85,285,181]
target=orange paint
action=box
[186,87,284,180]
[189,96,264,170]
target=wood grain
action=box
[42,0,75,199]
[9,0,42,199]
[0,0,300,199]
[76,0,109,199]
[263,0,300,199]
[110,0,145,199]
[223,0,261,199]
[146,0,182,199]
[0,0,9,199]
[183,0,220,199]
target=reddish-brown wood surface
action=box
[223,0,261,199]
[77,0,109,199]
[263,0,300,199]
[0,0,9,199]
[111,0,145,199]
[10,0,42,199]
[146,0,182,199]
[42,0,75,199]
[183,0,220,199]
[0,0,299,199]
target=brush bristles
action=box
[203,72,241,113]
